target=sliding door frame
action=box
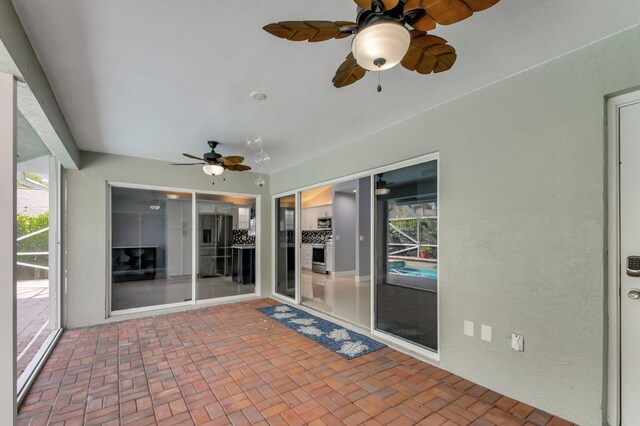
[369,153,440,362]
[271,152,440,362]
[271,191,300,304]
[17,156,65,405]
[106,181,262,317]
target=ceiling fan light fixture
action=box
[203,164,225,176]
[352,22,410,71]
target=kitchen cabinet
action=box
[232,246,255,284]
[302,244,312,270]
[301,205,333,230]
[167,201,193,276]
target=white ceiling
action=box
[11,0,640,172]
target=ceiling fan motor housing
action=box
[356,3,406,30]
[204,141,222,162]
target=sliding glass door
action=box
[111,187,193,311]
[16,153,62,398]
[374,159,438,351]
[109,185,259,313]
[275,194,296,299]
[272,156,438,355]
[299,178,372,327]
[195,193,257,301]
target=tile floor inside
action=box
[300,271,370,328]
[18,299,574,426]
[111,276,256,311]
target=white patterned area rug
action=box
[257,304,386,359]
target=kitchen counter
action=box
[231,245,255,284]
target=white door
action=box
[620,100,640,423]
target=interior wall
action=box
[270,25,640,425]
[65,151,270,328]
[333,191,357,273]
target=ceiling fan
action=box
[263,0,499,89]
[375,173,393,195]
[172,141,252,177]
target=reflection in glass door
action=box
[110,187,193,311]
[374,159,439,351]
[299,178,372,327]
[196,193,257,301]
[275,195,296,299]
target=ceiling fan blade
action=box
[354,0,400,12]
[220,156,245,165]
[404,0,499,27]
[182,153,204,161]
[462,0,500,12]
[332,52,367,88]
[401,31,456,74]
[226,164,252,172]
[263,21,357,43]
[404,0,436,31]
[171,162,205,165]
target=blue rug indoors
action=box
[257,304,386,359]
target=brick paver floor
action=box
[18,299,574,425]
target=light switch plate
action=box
[481,325,492,342]
[511,333,524,351]
[464,320,474,337]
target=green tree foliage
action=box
[388,217,438,259]
[16,212,49,279]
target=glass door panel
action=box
[374,160,439,351]
[299,178,372,327]
[110,187,192,311]
[16,154,57,380]
[275,195,296,299]
[195,193,257,300]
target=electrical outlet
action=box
[481,325,492,343]
[511,333,524,352]
[464,320,474,337]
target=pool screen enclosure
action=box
[374,159,438,351]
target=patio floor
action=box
[18,299,573,425]
[17,279,50,377]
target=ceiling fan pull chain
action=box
[377,65,382,93]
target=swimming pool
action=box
[388,262,438,280]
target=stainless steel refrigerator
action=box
[198,214,233,277]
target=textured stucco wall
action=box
[269,25,640,425]
[64,151,270,328]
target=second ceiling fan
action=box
[263,0,499,89]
